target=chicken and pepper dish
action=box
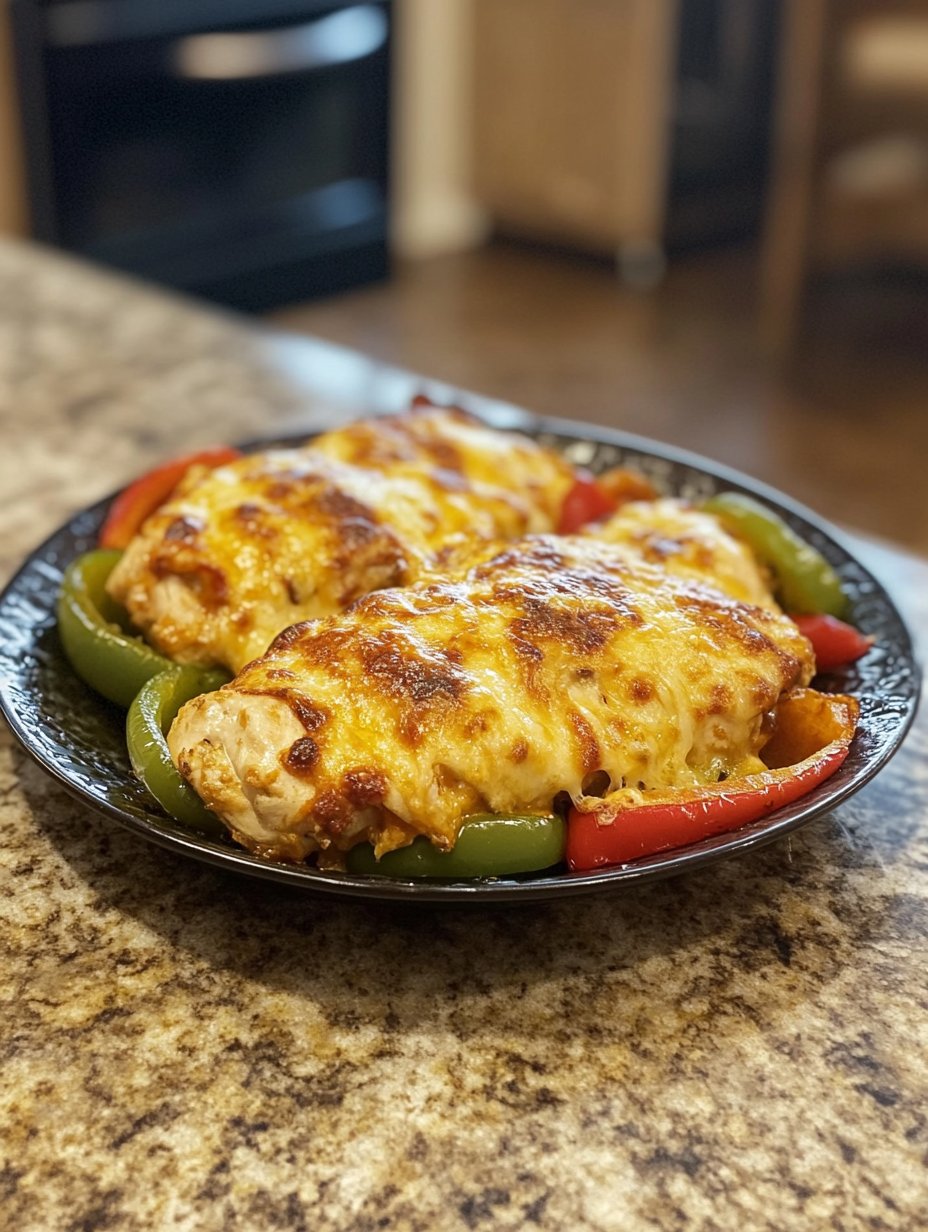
[57,403,868,877]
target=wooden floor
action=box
[270,241,928,555]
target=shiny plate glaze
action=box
[0,422,920,903]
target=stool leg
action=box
[760,0,830,359]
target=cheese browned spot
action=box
[284,737,320,775]
[168,535,814,863]
[630,678,654,704]
[342,769,388,807]
[106,407,576,672]
[568,709,601,775]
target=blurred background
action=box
[0,0,926,549]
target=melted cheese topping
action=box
[168,535,814,863]
[589,499,776,609]
[106,407,575,671]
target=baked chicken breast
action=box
[167,535,814,864]
[588,498,776,609]
[106,406,576,671]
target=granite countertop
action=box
[1,240,926,1231]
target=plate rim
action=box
[0,416,921,904]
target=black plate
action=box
[0,419,921,902]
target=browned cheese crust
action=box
[167,535,814,863]
[106,407,576,671]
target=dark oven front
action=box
[11,0,392,309]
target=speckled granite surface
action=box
[1,240,926,1231]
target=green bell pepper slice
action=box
[346,812,566,879]
[127,667,229,836]
[702,491,848,617]
[57,549,175,708]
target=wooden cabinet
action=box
[472,0,678,277]
[0,2,27,236]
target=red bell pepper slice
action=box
[558,467,660,534]
[558,472,619,533]
[99,447,241,549]
[566,689,859,871]
[791,613,873,672]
